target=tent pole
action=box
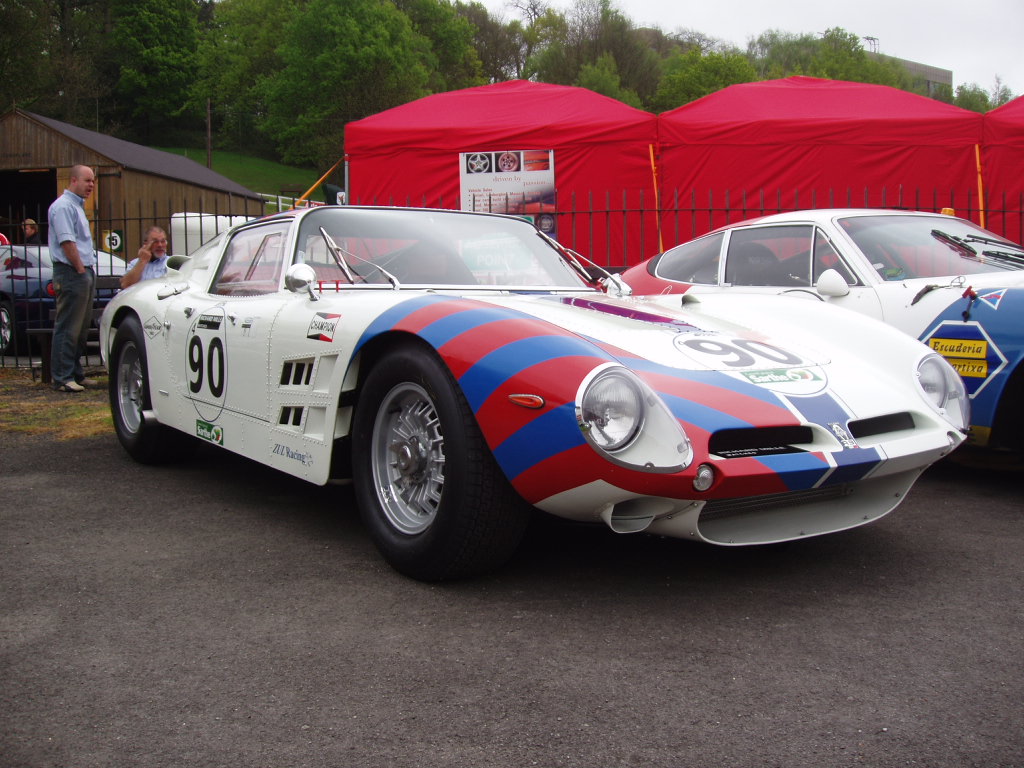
[974,144,986,229]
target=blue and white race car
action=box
[623,209,1024,450]
[101,206,967,580]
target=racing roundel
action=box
[923,320,1006,397]
[186,305,229,422]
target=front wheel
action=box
[109,315,191,464]
[352,344,530,580]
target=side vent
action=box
[709,426,813,459]
[280,359,315,387]
[279,406,305,427]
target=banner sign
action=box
[459,150,557,237]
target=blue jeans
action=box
[50,263,95,386]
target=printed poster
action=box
[459,150,557,236]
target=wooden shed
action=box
[0,108,264,258]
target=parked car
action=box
[0,245,126,355]
[622,209,1024,450]
[101,206,967,580]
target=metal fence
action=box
[4,188,1023,372]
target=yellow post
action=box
[975,144,986,229]
[649,144,663,253]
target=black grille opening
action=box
[709,426,814,459]
[848,412,915,439]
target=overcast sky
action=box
[482,0,1023,97]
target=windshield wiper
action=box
[319,227,401,289]
[964,234,1024,254]
[536,231,632,297]
[931,229,977,257]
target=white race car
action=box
[102,206,967,580]
[623,209,1024,450]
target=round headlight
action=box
[580,371,644,451]
[917,354,970,431]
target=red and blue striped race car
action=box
[101,206,967,580]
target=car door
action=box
[720,223,885,318]
[162,220,292,450]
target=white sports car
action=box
[101,206,968,580]
[623,209,1024,450]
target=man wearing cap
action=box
[22,219,42,245]
[47,165,98,393]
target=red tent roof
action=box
[660,76,982,146]
[346,80,657,153]
[984,94,1024,146]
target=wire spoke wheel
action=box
[353,344,531,580]
[371,382,446,535]
[115,339,145,434]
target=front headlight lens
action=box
[579,370,644,451]
[917,354,970,431]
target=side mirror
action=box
[815,268,851,298]
[285,262,318,300]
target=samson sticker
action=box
[196,420,224,445]
[307,312,341,342]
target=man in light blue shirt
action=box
[121,226,170,288]
[47,164,97,392]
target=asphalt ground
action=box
[1,427,1022,768]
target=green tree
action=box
[528,0,659,105]
[101,0,201,142]
[394,0,485,91]
[193,0,296,155]
[259,0,433,167]
[954,83,992,113]
[576,52,642,107]
[0,0,53,114]
[651,47,756,111]
[455,1,530,81]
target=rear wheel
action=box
[0,297,16,354]
[109,315,192,463]
[352,344,530,580]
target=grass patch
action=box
[0,367,112,440]
[155,147,322,198]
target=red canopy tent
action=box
[982,96,1024,242]
[344,80,660,267]
[657,76,985,243]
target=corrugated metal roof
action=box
[23,110,262,200]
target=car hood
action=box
[476,291,839,372]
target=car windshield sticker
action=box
[307,312,341,342]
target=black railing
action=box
[3,189,1022,370]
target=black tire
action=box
[0,297,17,355]
[352,344,530,581]
[109,315,192,464]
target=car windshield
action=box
[837,214,1024,279]
[295,207,590,290]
